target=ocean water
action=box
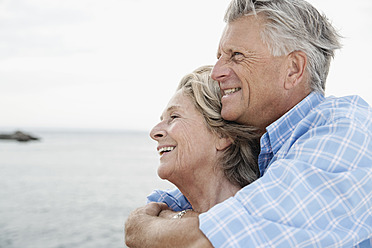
[0,130,173,248]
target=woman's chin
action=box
[157,165,173,181]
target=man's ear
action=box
[284,50,307,90]
[216,136,232,151]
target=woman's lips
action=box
[157,146,176,156]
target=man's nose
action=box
[211,58,230,82]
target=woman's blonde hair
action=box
[177,65,260,187]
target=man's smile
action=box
[223,87,241,96]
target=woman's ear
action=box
[284,50,307,90]
[216,136,232,151]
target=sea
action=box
[0,129,173,248]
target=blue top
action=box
[148,92,372,247]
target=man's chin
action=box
[221,109,239,122]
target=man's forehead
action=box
[218,16,264,52]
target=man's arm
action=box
[137,117,372,247]
[198,115,372,247]
[125,202,213,248]
[147,188,192,211]
[133,97,372,247]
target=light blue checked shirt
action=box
[148,92,372,247]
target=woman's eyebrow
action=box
[160,105,180,121]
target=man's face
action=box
[211,15,290,132]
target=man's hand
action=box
[125,202,213,248]
[125,202,170,247]
[144,202,171,217]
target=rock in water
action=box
[0,131,40,142]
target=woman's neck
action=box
[175,170,241,213]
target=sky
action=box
[1,0,371,132]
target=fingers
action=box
[145,202,170,216]
[124,203,172,247]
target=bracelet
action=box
[172,209,192,219]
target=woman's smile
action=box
[157,145,176,156]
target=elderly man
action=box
[125,0,372,247]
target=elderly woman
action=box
[148,65,260,214]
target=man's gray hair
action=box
[177,65,260,187]
[225,0,342,93]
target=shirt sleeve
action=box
[147,188,192,211]
[199,117,372,247]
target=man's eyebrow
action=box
[160,105,180,121]
[220,45,255,55]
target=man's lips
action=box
[223,87,241,96]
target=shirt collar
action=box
[264,92,325,156]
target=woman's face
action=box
[150,90,221,184]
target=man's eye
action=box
[233,52,243,57]
[231,52,245,62]
[170,115,179,120]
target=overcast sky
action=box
[1,0,371,132]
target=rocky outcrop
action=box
[0,131,40,142]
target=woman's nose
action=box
[150,122,166,141]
